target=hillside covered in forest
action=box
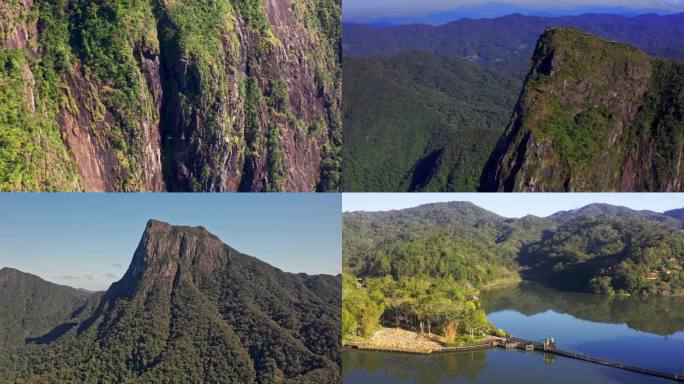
[342,201,684,355]
[342,52,519,191]
[0,0,341,192]
[342,13,684,192]
[344,202,684,297]
[0,220,341,383]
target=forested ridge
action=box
[342,52,519,192]
[342,202,684,342]
[0,220,341,383]
[342,13,684,192]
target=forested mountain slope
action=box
[344,202,684,296]
[342,13,684,192]
[0,220,341,383]
[0,0,341,191]
[342,52,519,191]
[0,268,91,351]
[481,28,684,191]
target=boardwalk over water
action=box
[346,333,684,382]
[503,334,684,383]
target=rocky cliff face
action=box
[0,0,340,191]
[4,220,341,383]
[480,28,684,192]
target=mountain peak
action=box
[118,221,231,291]
[480,27,684,192]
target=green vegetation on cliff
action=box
[0,221,341,383]
[0,49,79,191]
[481,28,684,192]
[0,0,341,191]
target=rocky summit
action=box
[0,220,341,383]
[0,0,341,191]
[481,28,684,192]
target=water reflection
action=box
[343,283,684,383]
[482,282,684,336]
[342,349,487,384]
[342,348,668,383]
[483,282,684,373]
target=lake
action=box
[343,282,684,383]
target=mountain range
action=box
[342,13,684,191]
[346,2,680,25]
[0,0,341,192]
[0,220,341,383]
[343,202,684,296]
[343,13,684,72]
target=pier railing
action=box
[503,334,684,383]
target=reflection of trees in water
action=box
[482,282,684,335]
[342,349,487,383]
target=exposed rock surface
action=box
[0,220,341,383]
[481,28,684,191]
[0,0,340,191]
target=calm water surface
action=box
[343,282,684,383]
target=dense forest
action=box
[342,273,495,345]
[0,220,341,383]
[0,268,91,350]
[343,202,684,338]
[342,13,684,192]
[343,13,684,74]
[342,52,519,192]
[0,0,341,192]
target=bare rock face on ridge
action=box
[0,0,341,191]
[481,28,684,192]
[0,220,341,383]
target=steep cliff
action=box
[481,28,684,191]
[1,220,341,383]
[0,0,341,191]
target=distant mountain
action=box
[342,51,519,191]
[481,28,684,192]
[350,3,678,25]
[1,220,340,383]
[343,201,555,285]
[344,202,684,296]
[343,13,684,76]
[549,203,682,227]
[0,268,91,351]
[665,208,684,221]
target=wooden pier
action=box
[501,334,684,383]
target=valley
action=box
[342,12,684,192]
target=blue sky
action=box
[344,0,684,22]
[343,193,684,217]
[0,194,341,291]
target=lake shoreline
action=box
[343,327,503,355]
